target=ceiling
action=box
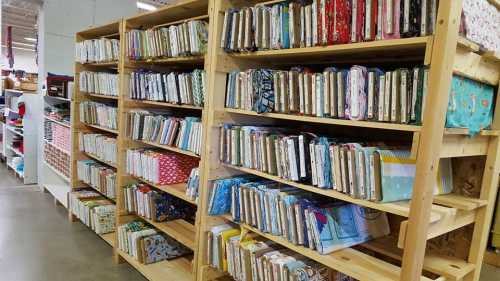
[2,0,40,51]
[0,0,179,51]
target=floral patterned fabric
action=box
[334,0,352,44]
[461,0,500,52]
[143,234,192,264]
[446,75,495,136]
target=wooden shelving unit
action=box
[70,20,121,255]
[113,0,210,280]
[195,1,500,281]
[68,1,500,281]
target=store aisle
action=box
[0,164,146,281]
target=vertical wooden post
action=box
[113,19,126,265]
[463,86,500,281]
[196,1,230,280]
[400,1,463,280]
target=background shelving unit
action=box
[42,88,72,206]
[3,89,38,184]
[113,1,210,279]
[195,1,500,281]
[71,21,122,248]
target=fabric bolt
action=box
[309,203,390,254]
[461,0,500,52]
[367,68,384,120]
[376,149,416,202]
[252,69,275,113]
[334,0,352,44]
[152,192,195,222]
[281,4,290,49]
[156,152,199,185]
[326,0,336,44]
[351,0,366,42]
[208,177,250,215]
[345,66,368,120]
[446,75,495,136]
[400,0,421,37]
[143,234,192,264]
[192,69,205,106]
[382,0,401,39]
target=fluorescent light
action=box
[1,45,36,52]
[13,41,36,47]
[24,37,37,42]
[137,1,157,11]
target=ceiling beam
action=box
[4,0,43,6]
[3,4,38,15]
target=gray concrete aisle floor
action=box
[0,164,147,281]
[0,164,499,281]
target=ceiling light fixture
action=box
[24,37,37,42]
[137,1,157,11]
[13,41,36,47]
[1,45,36,52]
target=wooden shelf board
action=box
[153,14,209,29]
[361,236,475,281]
[229,37,431,61]
[117,249,193,281]
[224,108,422,132]
[98,232,115,247]
[235,219,433,281]
[125,55,204,66]
[77,21,120,39]
[84,123,119,134]
[457,37,481,53]
[140,217,196,251]
[78,61,119,67]
[126,0,208,28]
[223,164,444,223]
[85,93,119,100]
[126,99,203,110]
[433,194,487,211]
[132,176,197,205]
[43,161,70,182]
[133,139,200,158]
[84,152,117,169]
[44,115,71,128]
[457,36,500,62]
[444,128,500,136]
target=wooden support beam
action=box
[400,1,463,281]
[463,135,500,281]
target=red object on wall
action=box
[7,26,14,68]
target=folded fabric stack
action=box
[123,183,196,222]
[118,221,192,264]
[126,20,208,60]
[207,224,357,280]
[129,69,206,106]
[69,190,116,234]
[126,148,199,185]
[208,177,390,254]
[226,65,428,125]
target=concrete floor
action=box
[0,164,498,281]
[0,164,147,281]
